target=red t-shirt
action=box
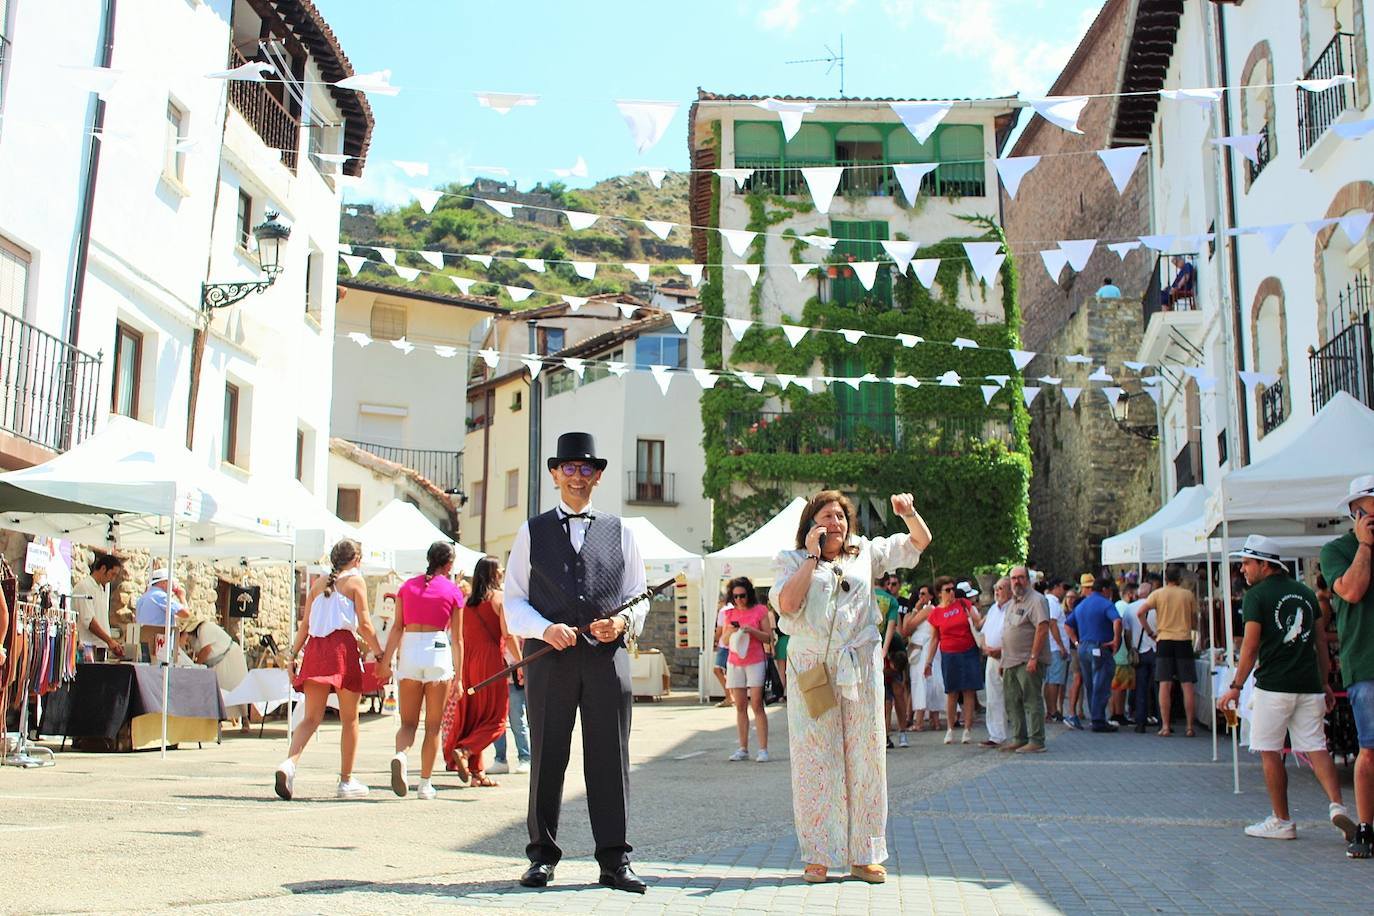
[930,600,976,654]
[724,604,769,666]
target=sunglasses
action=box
[731,592,749,599]
[557,462,597,477]
[940,586,955,593]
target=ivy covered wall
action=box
[699,176,1032,580]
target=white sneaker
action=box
[1244,815,1296,840]
[390,751,408,797]
[755,749,770,763]
[897,732,909,748]
[729,747,749,761]
[336,778,370,799]
[489,760,511,775]
[943,729,954,745]
[961,728,972,745]
[1330,802,1358,842]
[273,760,295,801]
[515,760,531,774]
[416,779,437,800]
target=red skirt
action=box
[440,601,508,774]
[293,629,364,694]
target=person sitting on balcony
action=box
[1162,256,1196,310]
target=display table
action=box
[222,668,293,716]
[42,663,223,750]
[629,650,670,699]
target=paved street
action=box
[5,696,1374,914]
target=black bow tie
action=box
[560,510,592,528]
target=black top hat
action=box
[548,432,608,471]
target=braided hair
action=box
[423,541,456,588]
[323,538,361,596]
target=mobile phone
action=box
[809,516,826,550]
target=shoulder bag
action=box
[792,566,839,720]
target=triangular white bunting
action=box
[466,254,492,268]
[891,163,939,206]
[451,276,477,295]
[1139,234,1175,252]
[649,364,673,394]
[1124,360,1149,372]
[725,318,752,341]
[881,240,919,274]
[1143,387,1162,404]
[790,264,817,281]
[564,210,598,230]
[986,375,1010,387]
[419,250,445,270]
[395,266,420,282]
[994,156,1040,198]
[889,101,951,143]
[1107,241,1141,259]
[413,188,444,213]
[563,357,587,379]
[374,247,397,267]
[518,258,546,273]
[1023,386,1041,407]
[1089,366,1113,382]
[1141,375,1162,386]
[733,264,761,284]
[1297,75,1355,93]
[752,97,816,141]
[481,198,516,218]
[1237,370,1280,395]
[572,261,597,280]
[669,310,695,333]
[615,99,679,154]
[981,385,1000,405]
[1010,349,1036,370]
[435,346,457,359]
[520,355,544,379]
[616,302,638,319]
[962,242,1005,284]
[691,368,719,389]
[478,348,500,369]
[1257,224,1293,253]
[562,295,588,311]
[776,373,797,390]
[1213,134,1263,164]
[1040,248,1069,282]
[838,376,862,390]
[624,262,650,282]
[801,166,845,214]
[804,235,839,251]
[643,168,668,188]
[1063,354,1093,364]
[720,229,758,257]
[390,337,415,354]
[341,254,366,276]
[782,325,809,347]
[952,337,978,350]
[347,331,371,347]
[839,329,866,344]
[1032,96,1089,133]
[1097,146,1147,194]
[938,371,961,387]
[1063,387,1083,407]
[678,264,704,286]
[1058,238,1096,271]
[1306,218,1339,235]
[791,377,816,393]
[505,285,535,302]
[1102,387,1124,408]
[1339,212,1373,244]
[607,361,629,377]
[851,262,879,290]
[1160,87,1222,108]
[1038,375,1062,385]
[714,168,755,189]
[474,91,538,114]
[643,220,674,240]
[896,333,923,348]
[890,376,920,388]
[738,371,766,392]
[912,259,939,289]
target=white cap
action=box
[1228,534,1284,564]
[955,580,979,599]
[1339,474,1374,515]
[150,567,170,584]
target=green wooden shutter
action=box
[829,220,891,307]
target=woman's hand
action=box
[891,493,915,517]
[804,523,825,556]
[376,658,392,682]
[923,663,933,677]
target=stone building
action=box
[1001,0,1158,577]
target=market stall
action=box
[354,499,482,576]
[1100,485,1211,566]
[621,517,702,699]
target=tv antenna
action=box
[786,35,845,97]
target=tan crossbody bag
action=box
[792,570,839,719]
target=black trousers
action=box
[524,637,633,870]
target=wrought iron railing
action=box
[1298,32,1357,157]
[0,311,103,453]
[1310,311,1374,412]
[723,411,1017,456]
[344,439,462,493]
[1142,253,1198,328]
[1327,273,1371,342]
[1248,122,1272,183]
[226,47,300,172]
[626,470,676,505]
[734,158,985,199]
[1259,377,1286,434]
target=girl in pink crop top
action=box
[397,573,465,628]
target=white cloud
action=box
[917,0,1091,96]
[758,0,802,32]
[880,0,916,30]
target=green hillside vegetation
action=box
[340,172,692,308]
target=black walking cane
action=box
[466,577,677,695]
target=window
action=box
[510,390,523,412]
[111,322,142,418]
[470,480,485,517]
[583,348,623,384]
[466,390,494,430]
[826,220,892,307]
[305,249,324,317]
[336,487,361,522]
[505,468,519,508]
[537,327,566,355]
[634,334,686,370]
[164,99,187,183]
[634,439,665,502]
[295,428,305,481]
[0,234,29,316]
[370,303,406,340]
[222,383,240,465]
[236,189,253,250]
[546,368,577,396]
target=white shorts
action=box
[1248,687,1327,752]
[726,661,766,689]
[396,630,455,684]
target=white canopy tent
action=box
[0,416,295,756]
[622,516,702,580]
[354,499,482,577]
[1101,485,1211,566]
[698,497,807,699]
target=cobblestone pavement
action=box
[7,697,1374,914]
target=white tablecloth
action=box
[629,651,670,698]
[221,668,293,715]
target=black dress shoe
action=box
[599,864,647,894]
[519,862,556,888]
[1091,723,1119,733]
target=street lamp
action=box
[201,210,292,310]
[1110,390,1159,440]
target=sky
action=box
[313,0,1107,207]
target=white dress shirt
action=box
[73,576,111,646]
[504,501,649,640]
[981,602,1006,651]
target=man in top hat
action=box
[135,568,188,663]
[504,432,650,894]
[1218,535,1355,846]
[1321,475,1374,856]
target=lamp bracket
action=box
[201,279,273,311]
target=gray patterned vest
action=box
[527,508,625,642]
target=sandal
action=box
[802,864,828,883]
[449,750,471,784]
[470,773,499,787]
[850,864,886,884]
[1185,729,1196,738]
[1157,729,1171,737]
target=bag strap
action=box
[789,556,840,674]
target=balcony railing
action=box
[1310,311,1374,412]
[1298,32,1357,157]
[734,159,985,199]
[226,47,300,172]
[1259,377,1286,435]
[1327,273,1371,342]
[1248,123,1273,184]
[1142,253,1198,328]
[344,439,462,494]
[626,470,676,505]
[0,311,103,453]
[723,411,1016,456]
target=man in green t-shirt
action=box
[877,573,910,748]
[1217,535,1354,847]
[1320,474,1374,858]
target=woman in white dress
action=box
[774,490,932,885]
[903,584,944,731]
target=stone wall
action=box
[1026,298,1158,579]
[636,589,698,689]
